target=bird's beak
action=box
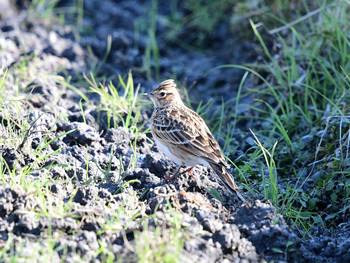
[143,93,150,99]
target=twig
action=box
[267,8,321,34]
[17,113,44,151]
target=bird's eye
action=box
[160,92,166,97]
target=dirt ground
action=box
[0,1,349,262]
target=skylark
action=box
[143,79,245,201]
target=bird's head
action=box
[143,79,184,107]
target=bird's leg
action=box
[165,165,182,182]
[184,166,198,183]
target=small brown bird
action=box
[143,79,245,201]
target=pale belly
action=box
[155,138,183,166]
[154,138,211,168]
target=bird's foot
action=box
[164,166,198,183]
[164,166,182,182]
[184,166,198,183]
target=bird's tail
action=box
[210,163,246,202]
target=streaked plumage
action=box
[144,79,245,201]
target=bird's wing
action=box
[152,106,226,166]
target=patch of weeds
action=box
[27,0,84,27]
[0,233,63,262]
[251,129,279,205]
[165,0,238,49]
[90,34,112,77]
[0,69,8,101]
[99,193,144,236]
[34,184,77,219]
[208,1,350,233]
[134,0,160,80]
[27,0,60,19]
[94,240,115,263]
[84,71,144,133]
[272,240,297,262]
[113,144,141,194]
[165,0,313,50]
[134,223,185,262]
[94,193,146,261]
[134,200,191,263]
[84,145,118,185]
[145,0,160,80]
[0,108,77,220]
[206,188,223,203]
[0,72,37,151]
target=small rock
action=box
[301,134,314,144]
